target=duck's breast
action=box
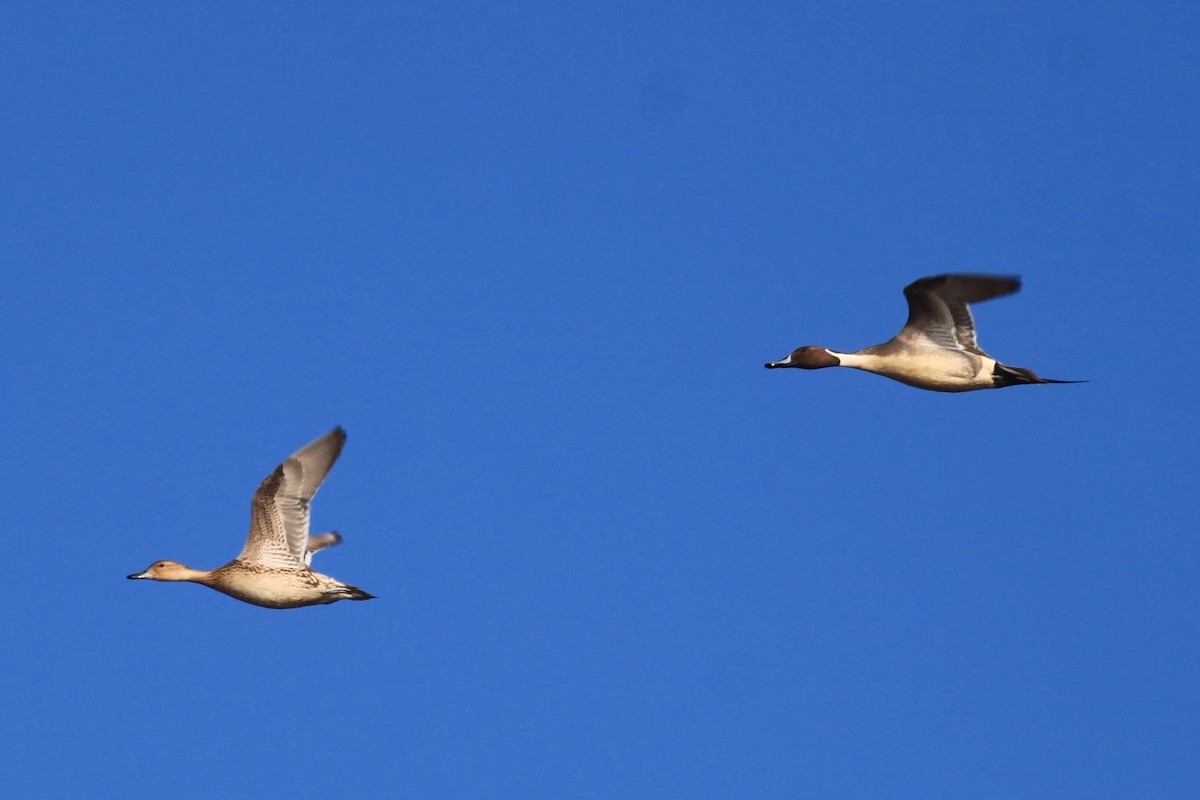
[209,563,328,609]
[842,347,993,391]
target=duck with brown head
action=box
[127,427,375,609]
[764,274,1084,392]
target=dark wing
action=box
[896,274,1020,355]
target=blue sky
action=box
[2,2,1197,797]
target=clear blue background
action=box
[2,3,1197,797]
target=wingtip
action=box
[305,531,344,554]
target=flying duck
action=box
[128,427,375,609]
[765,274,1082,392]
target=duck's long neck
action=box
[172,565,217,585]
[829,350,881,372]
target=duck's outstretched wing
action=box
[896,273,1020,355]
[239,427,346,569]
[304,531,343,565]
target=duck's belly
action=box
[851,350,993,392]
[210,566,331,609]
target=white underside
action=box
[835,349,996,392]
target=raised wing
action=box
[304,531,343,566]
[238,427,347,568]
[896,274,1020,355]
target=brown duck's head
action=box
[127,560,194,582]
[765,346,840,370]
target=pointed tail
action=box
[993,362,1086,388]
[338,584,376,601]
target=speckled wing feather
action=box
[896,274,1020,355]
[238,427,347,568]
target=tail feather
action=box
[993,362,1086,388]
[339,585,376,602]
